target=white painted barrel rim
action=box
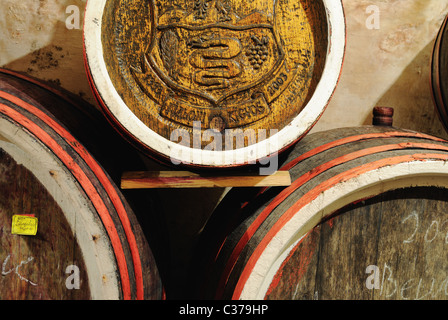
[83,0,346,167]
[237,160,448,299]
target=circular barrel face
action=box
[83,0,345,167]
[265,187,448,300]
[190,126,448,300]
[0,148,91,300]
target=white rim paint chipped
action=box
[83,0,346,166]
[0,118,120,300]
[238,160,448,299]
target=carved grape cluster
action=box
[246,36,269,70]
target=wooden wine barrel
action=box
[0,69,164,300]
[431,13,448,132]
[83,0,345,168]
[191,125,448,300]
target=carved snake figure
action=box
[188,37,242,90]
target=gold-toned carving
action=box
[103,0,328,149]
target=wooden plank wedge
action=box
[121,170,291,189]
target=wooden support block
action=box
[121,171,291,189]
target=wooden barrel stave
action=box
[191,125,448,300]
[0,147,91,300]
[0,116,123,299]
[0,69,164,300]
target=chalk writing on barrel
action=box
[366,263,448,299]
[1,254,37,286]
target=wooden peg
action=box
[372,106,394,126]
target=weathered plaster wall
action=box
[0,0,92,102]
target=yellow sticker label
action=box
[11,215,38,236]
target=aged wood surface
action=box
[121,170,291,188]
[189,125,448,299]
[432,13,448,133]
[84,0,344,167]
[0,148,91,300]
[0,69,164,300]
[265,187,448,300]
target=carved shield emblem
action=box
[99,0,333,149]
[146,6,285,106]
[127,0,291,128]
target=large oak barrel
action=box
[83,0,345,168]
[191,125,448,300]
[431,13,448,132]
[0,69,164,300]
